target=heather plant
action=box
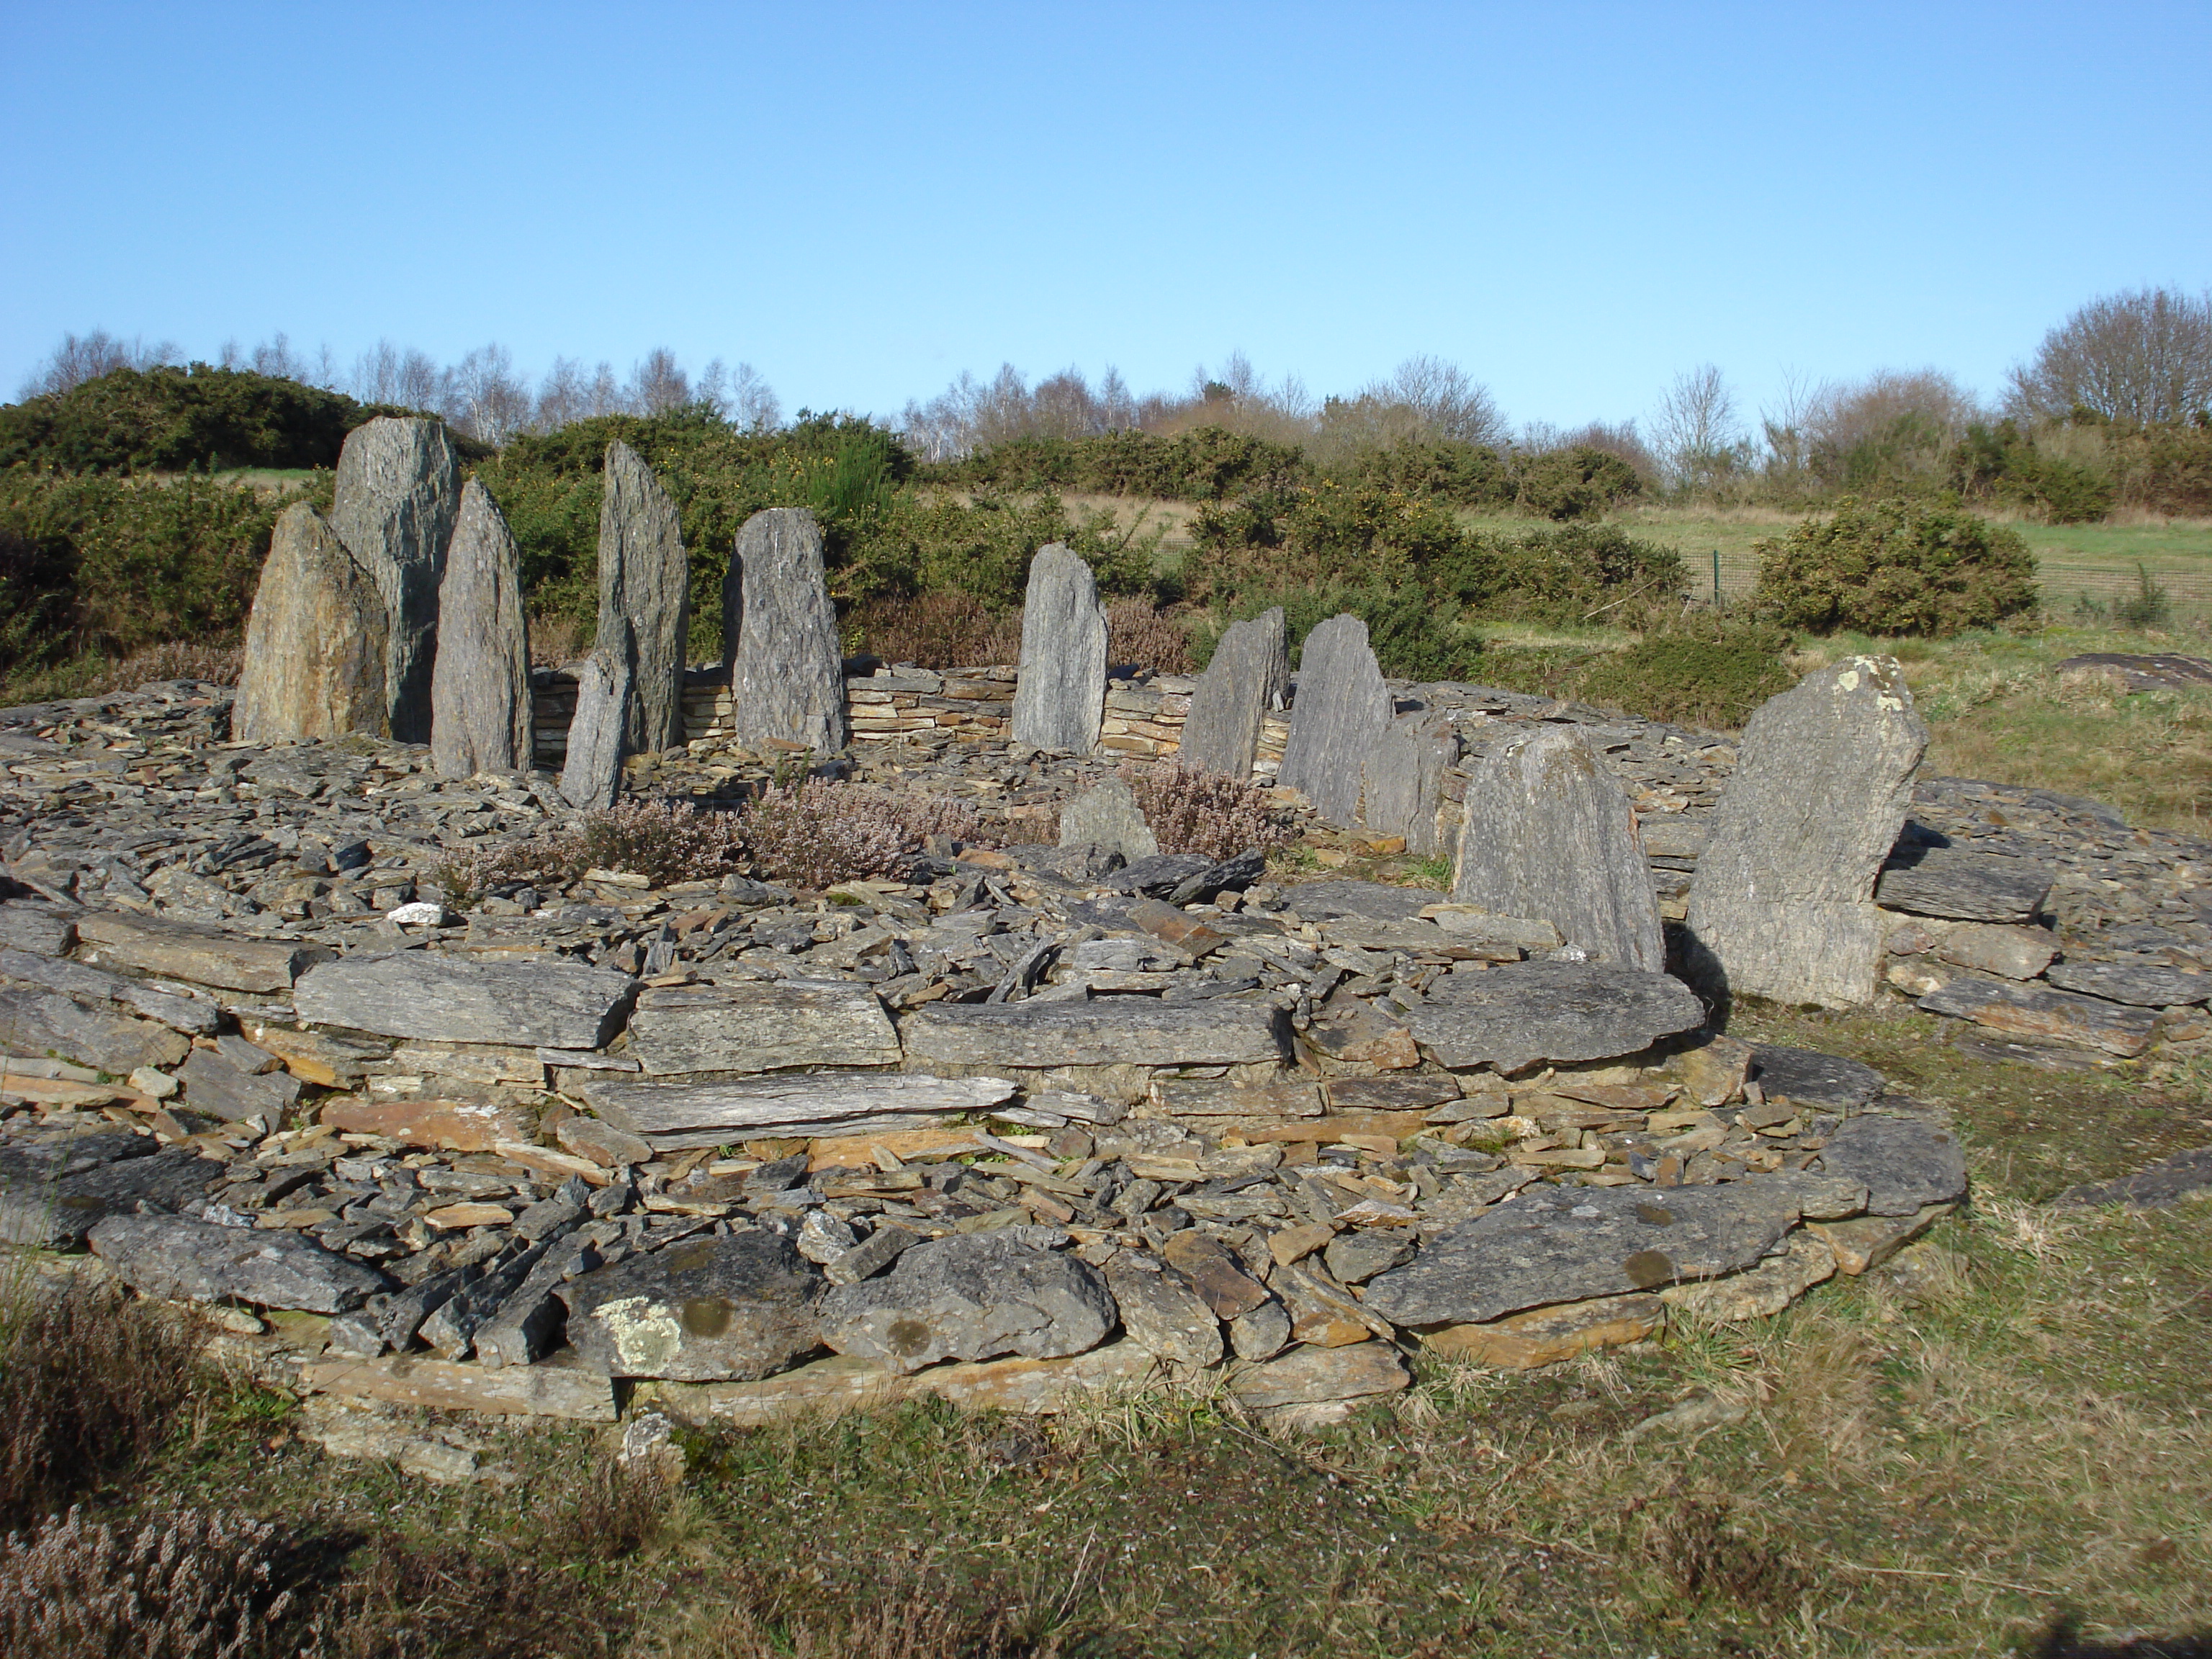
[848,592,1023,668]
[735,781,980,889]
[1120,762,1297,861]
[575,795,747,886]
[1105,597,1195,673]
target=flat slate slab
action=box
[817,1232,1115,1375]
[1918,974,2159,1057]
[90,1212,389,1313]
[1875,846,2054,924]
[580,1072,1015,1146]
[1406,958,1704,1073]
[2048,1146,2212,1210]
[1813,1113,1967,1216]
[0,982,189,1074]
[1362,1178,1835,1326]
[560,1231,822,1382]
[1747,1045,1886,1110]
[1274,881,1434,923]
[294,953,636,1049]
[0,1134,217,1248]
[2044,958,2211,1007]
[74,912,331,992]
[902,998,1288,1069]
[627,979,899,1076]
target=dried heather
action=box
[1106,598,1195,674]
[0,1506,293,1659]
[736,781,980,890]
[1120,762,1297,862]
[852,593,1022,670]
[575,796,747,887]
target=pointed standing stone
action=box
[1011,544,1107,753]
[559,634,632,810]
[430,481,533,778]
[235,504,390,743]
[1685,656,1928,1007]
[1362,711,1460,856]
[597,442,689,755]
[1180,607,1288,778]
[1277,614,1392,827]
[1449,726,1663,970]
[330,417,461,743]
[723,508,847,753]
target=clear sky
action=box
[4,1,2206,432]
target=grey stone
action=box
[1362,711,1460,856]
[1105,1256,1222,1366]
[1179,607,1287,778]
[559,641,631,810]
[2044,959,2211,1007]
[421,1238,556,1361]
[73,912,331,994]
[178,1043,301,1126]
[1815,1115,1968,1217]
[1323,1231,1414,1285]
[1449,726,1663,971]
[0,983,188,1074]
[560,1231,823,1381]
[330,417,461,744]
[89,1212,388,1313]
[0,947,216,1035]
[1407,958,1704,1073]
[1934,922,2058,980]
[1875,846,2054,924]
[596,442,690,755]
[1057,777,1159,861]
[817,1232,1114,1374]
[0,1133,215,1249]
[2048,1146,2212,1210]
[1363,1181,1812,1326]
[903,999,1287,1069]
[2051,652,2212,692]
[1685,657,1928,1007]
[294,953,636,1049]
[430,480,534,778]
[234,503,390,743]
[0,902,75,956]
[628,979,900,1075]
[1227,1341,1408,1411]
[724,508,846,754]
[1277,880,1435,923]
[1747,1046,1885,1111]
[821,1222,920,1286]
[1227,1296,1292,1362]
[1011,545,1107,753]
[1918,974,2159,1057]
[582,1074,1015,1147]
[1277,615,1393,827]
[1108,853,1214,897]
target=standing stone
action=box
[234,504,390,743]
[1685,657,1927,1007]
[723,508,847,753]
[1362,711,1460,856]
[559,637,631,811]
[597,442,689,755]
[1011,544,1107,753]
[1277,614,1393,827]
[430,481,532,778]
[1449,726,1662,970]
[330,416,461,743]
[1057,776,1158,860]
[1180,607,1287,778]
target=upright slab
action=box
[1277,614,1392,827]
[1362,711,1460,856]
[1685,657,1927,1007]
[597,441,690,755]
[430,481,533,778]
[723,508,847,752]
[1179,606,1287,777]
[1057,776,1159,860]
[235,503,390,743]
[1449,726,1662,969]
[330,416,461,743]
[1011,544,1107,753]
[559,639,631,810]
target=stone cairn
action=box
[6,532,2206,1462]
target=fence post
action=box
[1712,548,1722,610]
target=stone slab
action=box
[2047,1146,2212,1210]
[1918,974,2159,1057]
[582,1073,1015,1144]
[1056,777,1158,860]
[2045,960,2211,1007]
[1011,544,1107,753]
[1225,1339,1408,1410]
[1814,1113,1968,1216]
[639,1341,1159,1427]
[1659,1231,1835,1322]
[0,982,189,1074]
[559,1230,822,1381]
[628,979,899,1076]
[1277,614,1393,827]
[1407,958,1704,1073]
[299,1353,618,1421]
[1874,845,2053,924]
[1179,606,1286,778]
[817,1231,1115,1374]
[1421,1291,1665,1367]
[902,999,1287,1069]
[294,953,636,1049]
[74,912,331,993]
[90,1212,387,1313]
[724,508,848,753]
[0,1138,217,1249]
[1810,1202,1952,1275]
[1746,1046,1884,1110]
[597,441,690,754]
[234,503,390,743]
[430,479,534,778]
[330,416,461,744]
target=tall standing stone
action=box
[1277,614,1393,827]
[1011,544,1107,754]
[1362,711,1460,856]
[1179,607,1287,778]
[1685,656,1928,1007]
[430,481,533,778]
[723,508,847,753]
[596,442,689,755]
[234,503,390,743]
[330,417,461,744]
[559,634,632,811]
[1450,726,1663,971]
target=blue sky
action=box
[4,1,2206,432]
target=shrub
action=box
[1106,598,1195,673]
[1951,420,2117,523]
[0,363,390,474]
[0,1279,208,1527]
[1575,626,1797,729]
[1326,437,1514,506]
[1120,763,1298,861]
[929,426,1311,500]
[737,781,981,889]
[1753,497,2038,636]
[2113,563,2174,629]
[0,1506,293,1659]
[850,592,1022,668]
[1437,521,1687,624]
[574,796,747,886]
[1511,444,1644,520]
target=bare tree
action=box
[626,349,692,414]
[691,359,781,430]
[1758,367,1822,482]
[2008,286,2212,425]
[449,343,533,445]
[1650,364,1747,489]
[17,329,180,397]
[1803,368,1981,488]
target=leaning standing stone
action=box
[559,637,632,810]
[1179,606,1287,777]
[1684,656,1927,1007]
[1011,544,1107,753]
[430,481,533,778]
[1362,711,1460,856]
[330,415,461,743]
[1277,613,1393,827]
[235,503,390,743]
[1450,726,1662,969]
[597,441,690,755]
[723,508,847,752]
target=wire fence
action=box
[1699,549,2212,624]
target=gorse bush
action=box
[926,426,1310,500]
[1753,497,2038,637]
[1575,625,1797,729]
[849,592,1023,668]
[0,364,403,474]
[1511,444,1645,520]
